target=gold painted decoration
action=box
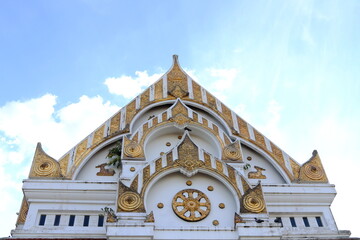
[157,203,164,209]
[16,198,28,225]
[167,55,189,99]
[145,211,155,223]
[118,181,144,212]
[234,212,245,224]
[123,137,143,158]
[130,167,136,172]
[212,220,219,226]
[29,143,62,178]
[186,180,192,186]
[170,113,191,127]
[207,186,214,191]
[172,189,211,222]
[95,163,115,176]
[219,203,225,209]
[248,166,266,179]
[223,141,242,161]
[299,150,328,183]
[174,135,204,172]
[118,191,142,212]
[241,183,267,214]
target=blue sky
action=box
[0,0,359,237]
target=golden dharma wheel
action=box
[172,189,211,222]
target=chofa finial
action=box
[172,54,179,64]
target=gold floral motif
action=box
[170,113,191,127]
[254,129,266,148]
[16,198,28,224]
[109,112,121,135]
[237,116,250,139]
[130,175,138,192]
[169,85,189,98]
[58,153,69,177]
[143,165,150,185]
[145,211,155,223]
[93,125,105,146]
[118,191,142,212]
[29,143,62,178]
[241,183,267,214]
[155,158,162,172]
[172,189,211,222]
[248,166,266,179]
[154,79,163,100]
[95,163,115,176]
[126,100,137,127]
[227,166,237,185]
[216,160,223,172]
[140,88,150,109]
[174,136,204,172]
[74,138,88,167]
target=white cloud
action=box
[104,71,163,99]
[0,94,119,236]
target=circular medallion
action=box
[124,142,142,158]
[130,167,136,172]
[247,156,252,161]
[186,180,192,186]
[212,220,219,226]
[34,160,57,177]
[218,203,225,209]
[242,194,265,213]
[157,203,164,209]
[166,142,171,146]
[224,146,241,161]
[304,164,324,180]
[118,191,142,211]
[172,189,211,222]
[207,186,214,191]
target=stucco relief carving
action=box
[223,141,243,161]
[241,183,267,214]
[298,150,328,183]
[29,143,62,178]
[248,166,266,179]
[95,163,115,176]
[172,189,211,222]
[117,181,145,213]
[174,135,204,174]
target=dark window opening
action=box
[303,217,310,227]
[39,214,46,226]
[69,215,75,226]
[54,215,61,226]
[83,215,90,227]
[275,217,283,227]
[98,215,104,227]
[290,217,297,227]
[316,216,323,227]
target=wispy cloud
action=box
[104,71,163,99]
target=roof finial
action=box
[172,54,179,65]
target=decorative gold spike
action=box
[29,143,62,178]
[240,182,267,214]
[298,150,328,183]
